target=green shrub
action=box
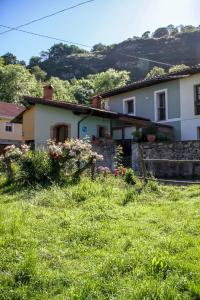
[18,151,53,185]
[125,168,137,185]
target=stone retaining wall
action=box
[141,141,200,160]
[132,141,200,179]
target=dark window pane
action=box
[5,123,12,132]
[98,126,106,138]
[54,125,68,142]
[127,100,134,114]
[157,93,166,120]
[196,85,200,101]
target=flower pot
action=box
[147,134,156,142]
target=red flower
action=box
[114,169,119,177]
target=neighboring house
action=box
[98,66,200,141]
[13,85,163,149]
[0,102,24,152]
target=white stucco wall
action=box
[180,74,200,140]
[34,104,111,146]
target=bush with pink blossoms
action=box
[97,166,111,177]
[1,139,104,185]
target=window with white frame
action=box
[5,122,13,133]
[155,90,167,121]
[123,97,135,115]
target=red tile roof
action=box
[0,102,25,118]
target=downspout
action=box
[77,111,93,139]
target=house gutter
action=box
[77,111,93,139]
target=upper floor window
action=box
[154,90,167,121]
[194,85,200,115]
[123,97,135,115]
[5,122,13,133]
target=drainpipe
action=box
[77,111,93,139]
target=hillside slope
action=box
[40,31,200,80]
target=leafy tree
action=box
[49,77,74,101]
[30,65,47,81]
[145,67,166,79]
[168,64,189,73]
[29,56,42,68]
[180,25,199,33]
[0,64,42,103]
[142,31,150,39]
[48,43,87,61]
[0,57,4,67]
[91,43,107,52]
[2,52,18,65]
[152,27,169,38]
[87,68,130,94]
[167,25,178,36]
[71,78,94,104]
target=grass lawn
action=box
[0,176,200,299]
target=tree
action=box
[168,64,189,73]
[0,57,4,67]
[142,31,150,39]
[145,67,166,79]
[0,64,41,103]
[30,66,47,81]
[48,77,74,101]
[180,25,199,33]
[167,25,178,36]
[29,56,42,68]
[87,68,130,94]
[152,27,169,38]
[71,78,94,104]
[2,52,18,65]
[91,43,107,52]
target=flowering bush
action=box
[4,144,30,160]
[97,166,111,177]
[1,139,104,184]
[48,139,103,163]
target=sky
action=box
[0,0,199,63]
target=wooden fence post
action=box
[138,143,147,183]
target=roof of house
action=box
[99,66,200,98]
[0,102,25,118]
[12,97,153,128]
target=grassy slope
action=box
[0,177,200,300]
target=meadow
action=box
[0,176,200,299]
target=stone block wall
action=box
[132,141,200,179]
[141,141,200,160]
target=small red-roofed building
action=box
[0,102,24,152]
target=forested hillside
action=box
[29,25,200,81]
[1,25,200,104]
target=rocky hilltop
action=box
[39,31,200,81]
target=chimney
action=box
[92,96,101,108]
[43,84,54,100]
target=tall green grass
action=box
[0,176,200,299]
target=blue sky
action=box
[0,0,199,63]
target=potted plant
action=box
[144,124,157,142]
[132,129,142,142]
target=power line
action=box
[0,27,173,67]
[0,0,95,36]
[0,24,92,48]
[118,51,173,67]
